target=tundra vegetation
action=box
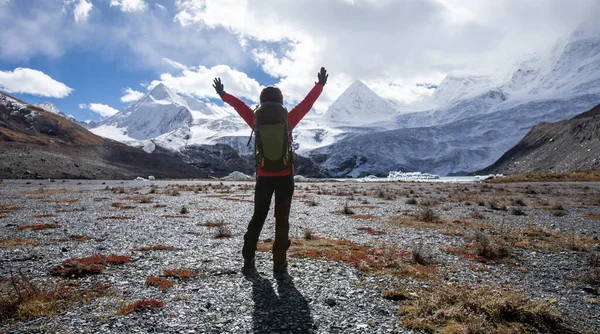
[1,176,599,332]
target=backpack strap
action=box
[246,105,260,147]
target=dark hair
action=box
[260,86,283,104]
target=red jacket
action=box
[222,83,324,177]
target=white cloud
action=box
[162,57,189,71]
[120,87,145,103]
[73,0,93,22]
[110,0,147,13]
[0,68,73,98]
[79,103,119,117]
[150,64,263,103]
[174,0,600,106]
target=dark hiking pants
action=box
[242,175,294,264]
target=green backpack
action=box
[248,102,294,173]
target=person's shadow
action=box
[245,272,315,333]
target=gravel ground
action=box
[1,179,599,333]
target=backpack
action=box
[248,102,294,173]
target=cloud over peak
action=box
[79,103,119,117]
[0,68,73,98]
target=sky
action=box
[0,0,598,121]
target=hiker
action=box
[212,67,328,274]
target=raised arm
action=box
[288,67,328,130]
[213,78,255,128]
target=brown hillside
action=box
[0,92,203,179]
[479,103,600,175]
[0,93,109,146]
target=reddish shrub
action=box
[117,299,164,315]
[17,223,60,231]
[356,227,387,235]
[163,268,196,280]
[33,214,55,218]
[52,254,131,278]
[145,277,175,291]
[133,245,175,252]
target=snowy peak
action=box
[36,102,63,115]
[35,102,78,123]
[324,80,398,125]
[430,75,494,107]
[147,83,185,105]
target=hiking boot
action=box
[242,257,256,275]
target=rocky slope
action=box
[478,104,600,175]
[0,92,204,179]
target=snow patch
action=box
[222,171,252,179]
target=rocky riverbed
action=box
[1,179,599,333]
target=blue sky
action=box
[0,0,597,121]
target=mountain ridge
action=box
[478,103,600,175]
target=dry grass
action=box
[342,202,355,215]
[144,277,175,291]
[0,204,20,214]
[214,225,232,238]
[258,238,438,280]
[494,169,600,183]
[55,208,84,213]
[221,197,253,203]
[51,254,131,278]
[399,284,568,334]
[118,195,153,203]
[0,273,111,322]
[69,235,93,242]
[382,288,413,301]
[33,213,55,218]
[588,214,600,220]
[163,268,197,280]
[505,222,598,252]
[350,214,379,220]
[201,220,227,227]
[442,231,512,263]
[24,188,84,195]
[580,254,600,285]
[40,199,79,203]
[132,245,175,252]
[387,215,485,232]
[417,207,440,223]
[472,231,512,261]
[356,227,387,235]
[117,299,164,315]
[0,238,39,248]
[441,246,488,263]
[348,205,378,209]
[111,202,136,210]
[17,223,60,231]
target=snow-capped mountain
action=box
[86,28,600,177]
[35,102,77,122]
[89,83,253,156]
[313,29,600,176]
[323,80,399,126]
[92,84,196,140]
